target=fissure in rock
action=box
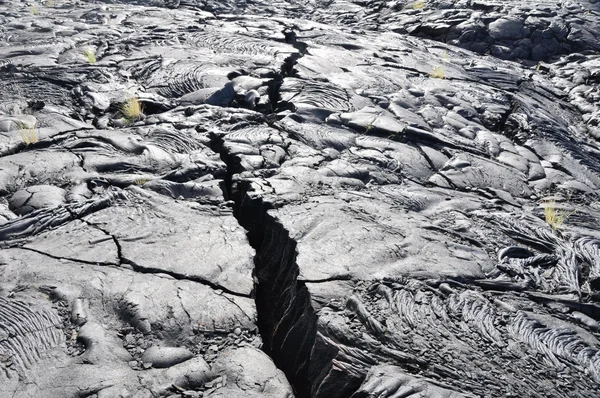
[212,139,362,397]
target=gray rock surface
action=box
[0,0,599,397]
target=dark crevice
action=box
[211,153,364,398]
[81,219,125,266]
[206,30,366,398]
[82,218,249,297]
[270,30,309,115]
[300,276,353,283]
[120,255,252,299]
[227,178,321,398]
[19,246,119,267]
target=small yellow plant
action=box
[410,0,425,9]
[543,199,573,231]
[82,49,96,64]
[134,177,150,186]
[120,96,144,122]
[442,50,449,62]
[430,65,446,79]
[30,4,39,14]
[16,122,39,146]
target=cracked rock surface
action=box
[1,0,600,397]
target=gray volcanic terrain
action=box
[1,0,600,397]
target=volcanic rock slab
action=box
[0,0,599,397]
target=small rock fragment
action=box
[141,345,193,368]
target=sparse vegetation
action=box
[120,96,144,122]
[16,122,39,146]
[410,0,425,10]
[430,65,446,79]
[30,4,39,15]
[134,177,151,186]
[543,199,574,231]
[82,48,96,64]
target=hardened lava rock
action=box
[0,0,599,397]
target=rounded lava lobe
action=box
[141,345,194,368]
[9,185,66,216]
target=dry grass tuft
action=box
[430,65,446,79]
[82,49,96,64]
[410,0,425,9]
[543,199,573,231]
[134,177,151,186]
[120,96,144,122]
[16,122,39,145]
